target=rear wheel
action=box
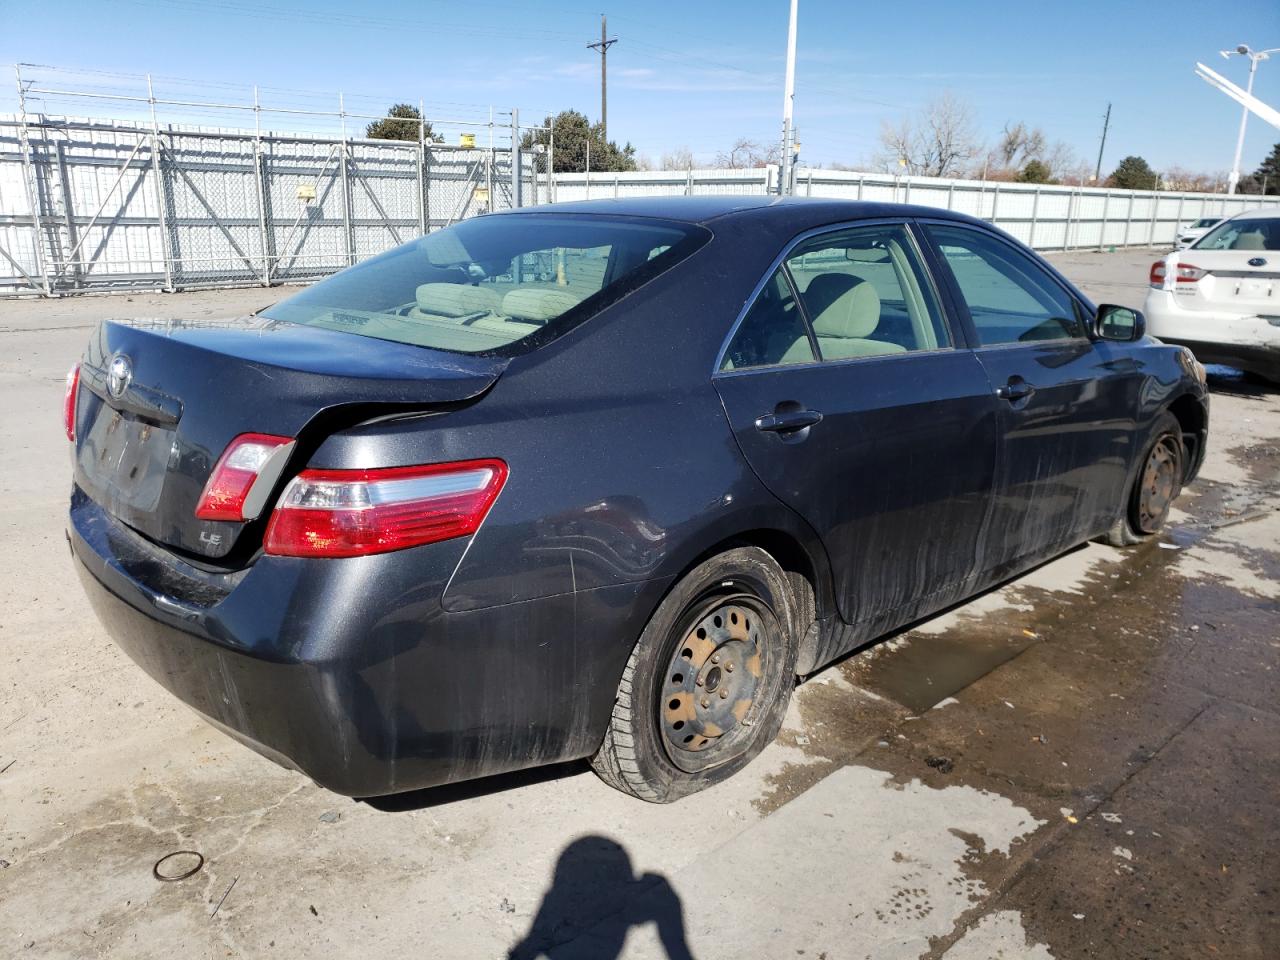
[1104,411,1185,546]
[591,547,800,802]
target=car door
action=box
[920,221,1141,573]
[714,221,1002,637]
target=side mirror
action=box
[1093,303,1146,342]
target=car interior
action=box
[721,228,949,370]
[1197,217,1280,251]
[266,217,693,353]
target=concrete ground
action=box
[1,249,1276,959]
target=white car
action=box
[1174,217,1222,249]
[1145,210,1280,382]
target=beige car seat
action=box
[501,287,588,323]
[783,274,905,362]
[409,283,502,320]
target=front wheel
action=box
[1104,411,1185,547]
[591,547,800,802]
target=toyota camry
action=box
[67,197,1208,802]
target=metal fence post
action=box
[509,108,522,209]
[417,105,427,236]
[146,76,175,291]
[991,183,1000,226]
[1122,192,1135,248]
[252,86,271,284]
[1098,191,1111,251]
[1029,185,1041,248]
[54,140,81,287]
[947,180,955,212]
[338,94,354,265]
[13,67,53,295]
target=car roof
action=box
[1226,207,1280,221]
[500,195,989,231]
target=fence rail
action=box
[546,167,1280,252]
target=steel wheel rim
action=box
[1136,436,1179,533]
[660,595,772,773]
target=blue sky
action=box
[5,0,1279,175]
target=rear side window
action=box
[1195,217,1280,251]
[785,224,949,358]
[264,215,708,356]
[927,224,1083,345]
[720,269,814,370]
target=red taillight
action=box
[263,459,507,558]
[1175,263,1206,283]
[195,433,295,521]
[1150,261,1206,288]
[63,363,80,441]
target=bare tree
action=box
[992,122,1047,169]
[716,138,780,169]
[661,146,694,171]
[1161,166,1228,192]
[1041,141,1081,182]
[877,94,980,177]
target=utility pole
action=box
[1094,102,1111,184]
[587,15,618,142]
[778,0,799,195]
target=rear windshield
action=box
[1194,217,1280,251]
[263,214,708,355]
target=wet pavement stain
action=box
[754,413,1280,956]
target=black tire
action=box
[591,547,801,802]
[1104,411,1185,547]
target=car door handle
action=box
[754,409,823,433]
[995,379,1035,402]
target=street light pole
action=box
[1222,45,1279,194]
[778,0,799,196]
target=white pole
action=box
[779,0,799,195]
[1228,55,1258,194]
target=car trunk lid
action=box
[1175,249,1280,315]
[73,316,506,561]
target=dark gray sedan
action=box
[67,197,1207,801]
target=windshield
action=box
[264,215,707,355]
[1191,218,1218,229]
[1194,217,1280,251]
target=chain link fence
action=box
[0,115,543,296]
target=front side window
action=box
[1194,217,1280,251]
[784,223,949,358]
[264,215,707,355]
[927,224,1083,346]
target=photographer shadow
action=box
[508,835,695,960]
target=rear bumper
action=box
[1144,289,1280,379]
[69,492,659,796]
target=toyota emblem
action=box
[107,355,133,399]
[1248,257,1267,268]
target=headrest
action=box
[501,287,587,323]
[414,283,501,318]
[1234,232,1266,250]
[805,275,881,339]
